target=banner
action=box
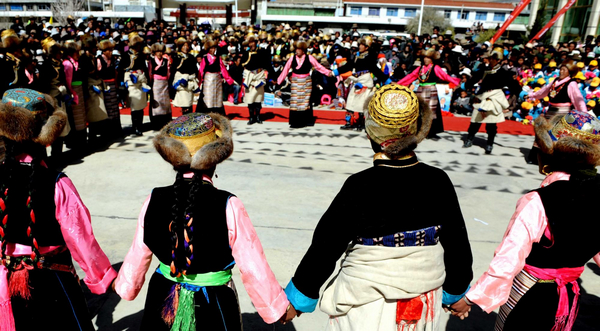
[490,0,531,44]
[528,0,577,44]
[436,84,452,112]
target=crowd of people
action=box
[1,14,600,331]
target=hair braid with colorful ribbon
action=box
[182,174,202,276]
[169,172,186,277]
[25,155,41,267]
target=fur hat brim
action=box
[154,113,234,171]
[383,96,433,158]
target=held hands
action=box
[279,304,301,325]
[444,297,472,320]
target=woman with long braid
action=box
[0,88,116,331]
[114,113,295,330]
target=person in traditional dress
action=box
[148,43,172,130]
[170,38,199,115]
[462,48,512,155]
[0,88,117,331]
[198,39,235,115]
[334,37,389,131]
[526,60,587,164]
[397,48,460,139]
[114,113,294,330]
[277,40,332,128]
[281,84,473,330]
[80,34,109,143]
[118,32,151,137]
[97,39,123,137]
[39,37,70,161]
[0,30,27,96]
[241,36,270,125]
[458,110,600,331]
[63,40,88,148]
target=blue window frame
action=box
[387,8,398,17]
[10,4,23,11]
[475,11,488,20]
[368,7,380,16]
[458,11,469,19]
[494,12,506,21]
[405,8,416,17]
[350,6,362,15]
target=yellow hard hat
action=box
[577,62,585,69]
[590,60,598,67]
[521,101,533,110]
[549,61,557,68]
[588,100,596,108]
[534,63,542,70]
[537,78,546,85]
[574,71,586,80]
[591,77,600,87]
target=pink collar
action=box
[540,171,570,187]
[183,172,213,184]
[15,153,47,167]
[206,53,216,65]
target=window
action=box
[0,4,6,10]
[475,11,488,20]
[10,4,23,11]
[493,12,505,21]
[26,4,35,10]
[38,4,51,10]
[405,8,416,17]
[458,11,469,19]
[350,6,362,15]
[368,7,380,16]
[444,10,452,19]
[387,8,398,17]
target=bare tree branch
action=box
[51,0,85,26]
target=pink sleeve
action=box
[434,65,460,86]
[568,82,587,112]
[594,253,600,266]
[309,55,331,76]
[397,67,420,86]
[277,57,294,86]
[198,58,205,84]
[226,196,288,324]
[528,83,552,100]
[63,60,75,96]
[97,58,103,72]
[466,192,548,312]
[114,195,154,301]
[220,59,234,85]
[55,176,117,295]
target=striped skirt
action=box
[104,79,120,120]
[152,79,171,116]
[290,75,312,112]
[416,85,439,119]
[202,72,223,109]
[71,84,87,131]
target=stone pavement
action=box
[60,116,600,331]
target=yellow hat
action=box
[534,63,542,70]
[549,61,557,68]
[537,78,546,85]
[588,100,597,107]
[591,60,598,67]
[543,96,549,102]
[577,62,585,69]
[534,87,541,92]
[591,77,600,87]
[574,71,586,80]
[521,101,533,110]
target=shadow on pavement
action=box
[574,277,600,331]
[242,312,297,331]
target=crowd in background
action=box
[2,14,600,161]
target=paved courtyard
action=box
[60,116,600,331]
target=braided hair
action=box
[168,170,207,277]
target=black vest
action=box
[97,56,116,80]
[144,181,235,274]
[68,58,84,83]
[526,175,600,268]
[292,55,313,75]
[3,165,65,247]
[418,65,440,83]
[150,57,169,77]
[549,79,575,104]
[203,56,221,73]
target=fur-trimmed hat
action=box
[98,39,115,51]
[2,29,20,50]
[294,41,308,51]
[0,88,67,146]
[154,113,233,171]
[534,110,600,171]
[423,48,440,60]
[203,39,217,50]
[63,40,81,56]
[151,42,165,53]
[365,84,432,158]
[41,37,57,54]
[128,32,144,48]
[81,34,97,49]
[358,36,373,48]
[176,37,189,50]
[560,60,579,77]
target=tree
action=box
[406,8,453,36]
[51,0,85,27]
[474,29,497,43]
